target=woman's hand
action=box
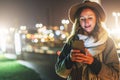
[70,49,94,64]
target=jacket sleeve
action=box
[55,43,73,78]
[98,38,119,80]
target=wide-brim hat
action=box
[68,1,106,23]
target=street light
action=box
[111,12,120,48]
[35,23,43,28]
[112,12,120,28]
[61,19,69,31]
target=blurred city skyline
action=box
[0,0,119,29]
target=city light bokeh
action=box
[0,0,119,56]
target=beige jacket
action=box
[55,37,119,80]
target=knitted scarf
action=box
[77,26,108,56]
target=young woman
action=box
[55,1,119,80]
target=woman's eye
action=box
[80,19,84,21]
[88,17,93,20]
[80,18,85,21]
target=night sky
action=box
[0,0,119,29]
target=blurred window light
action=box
[0,34,6,52]
[0,28,9,34]
[21,34,26,39]
[112,12,120,17]
[37,26,47,33]
[118,13,120,16]
[15,33,21,55]
[60,26,64,30]
[61,19,69,24]
[26,34,31,39]
[41,46,49,51]
[112,12,120,28]
[49,33,54,38]
[118,43,120,48]
[33,39,38,43]
[43,30,49,34]
[48,30,53,33]
[36,23,43,28]
[34,34,39,38]
[41,38,45,42]
[55,30,61,36]
[61,34,66,39]
[20,26,26,30]
[66,20,70,24]
[0,28,8,52]
[61,19,69,31]
[9,27,15,32]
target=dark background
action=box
[0,0,119,29]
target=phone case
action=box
[72,40,85,54]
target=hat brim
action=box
[68,1,106,23]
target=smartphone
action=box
[72,40,85,54]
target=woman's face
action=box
[79,8,96,33]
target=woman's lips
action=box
[85,25,91,28]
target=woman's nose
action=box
[84,19,89,25]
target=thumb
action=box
[85,49,92,56]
